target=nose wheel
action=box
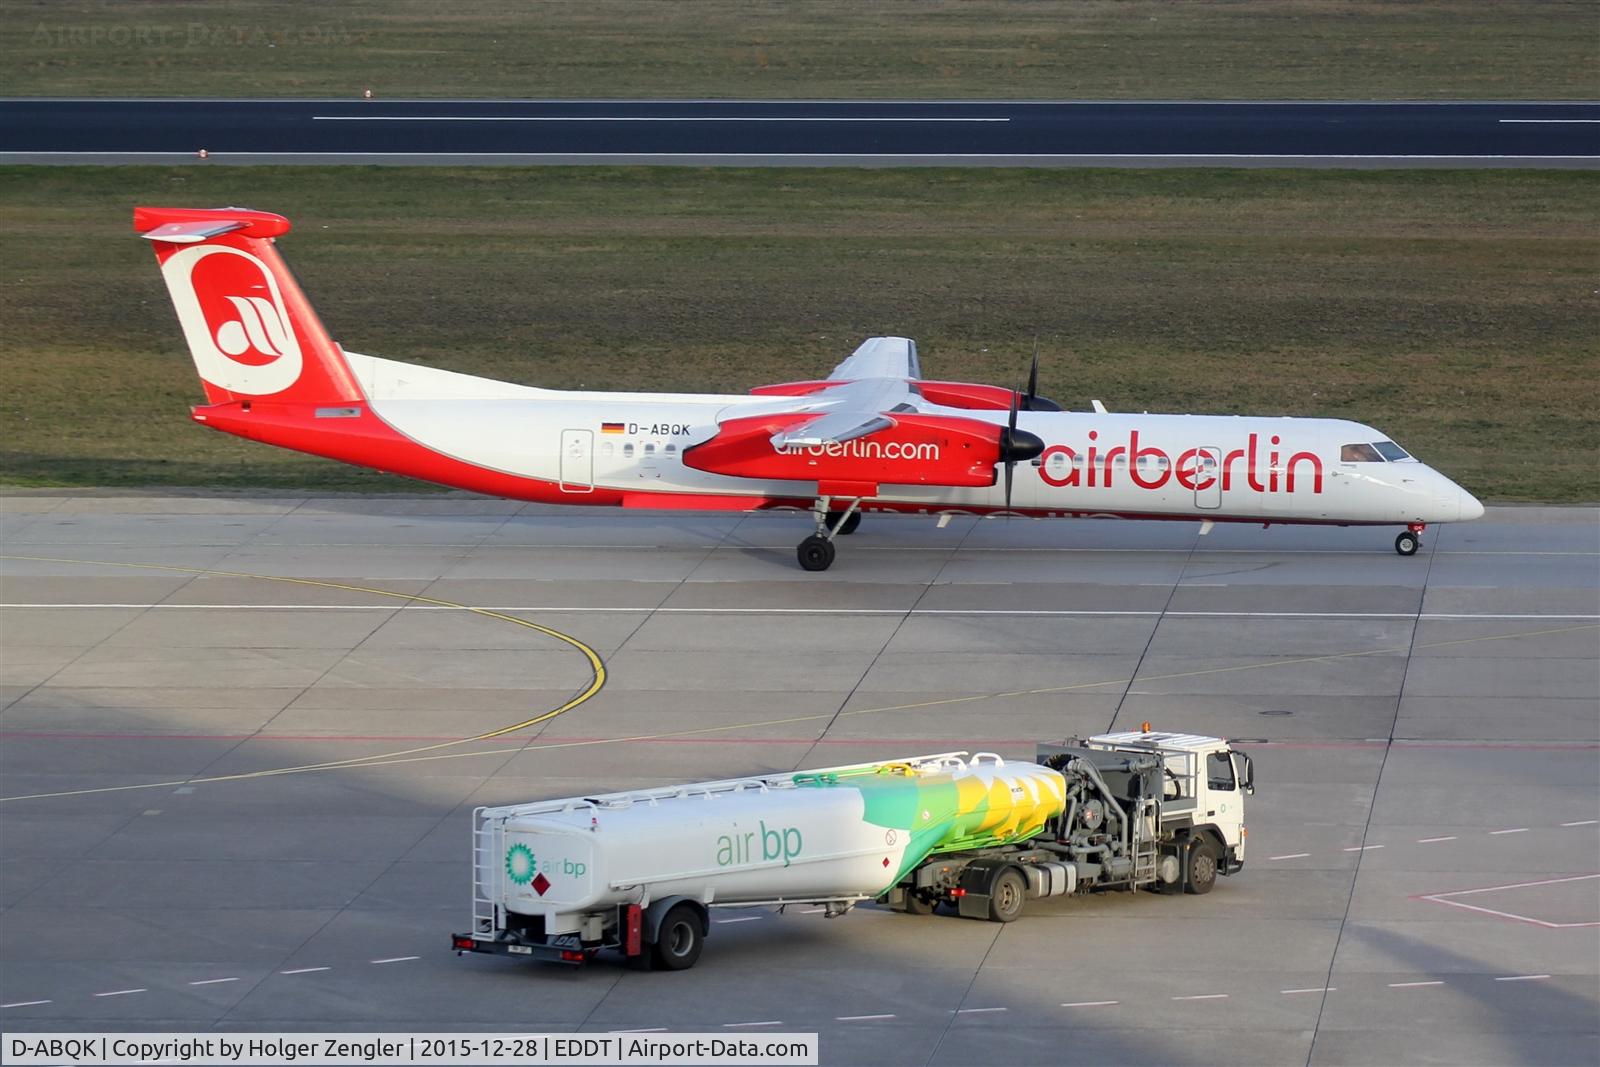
[796,496,864,572]
[1395,523,1425,556]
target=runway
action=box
[3,99,1597,167]
[1,495,1596,1065]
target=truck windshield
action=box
[1206,751,1235,791]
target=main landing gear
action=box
[1395,522,1425,556]
[797,497,863,572]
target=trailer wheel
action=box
[987,867,1027,922]
[1184,839,1219,895]
[650,903,704,971]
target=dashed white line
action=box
[1561,820,1598,827]
[1281,987,1336,994]
[723,1021,784,1027]
[1389,981,1445,988]
[1270,853,1311,860]
[93,988,146,997]
[187,977,239,986]
[1344,845,1385,852]
[1062,1000,1120,1008]
[1,1000,51,1008]
[954,1007,1008,1014]
[716,916,761,924]
[279,967,330,975]
[370,956,419,964]
[837,1014,897,1021]
[1495,974,1552,982]
[1489,828,1529,835]
[1417,836,1458,843]
[1172,994,1229,1001]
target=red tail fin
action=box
[134,207,363,405]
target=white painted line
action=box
[1062,1000,1120,1008]
[1495,974,1552,982]
[187,977,239,986]
[1281,987,1336,994]
[716,916,761,924]
[837,1014,897,1021]
[954,1007,1008,1014]
[93,988,146,997]
[1489,828,1529,835]
[1499,118,1600,123]
[1270,853,1311,860]
[1344,845,1385,852]
[12,150,1596,161]
[279,967,330,975]
[1417,836,1458,843]
[1561,820,1598,827]
[315,115,1010,123]
[1419,874,1600,929]
[723,1021,783,1027]
[1389,981,1445,988]
[1172,994,1229,1001]
[1,1000,51,1008]
[370,956,420,964]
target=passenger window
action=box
[644,443,656,455]
[601,441,614,457]
[623,443,634,458]
[1372,440,1410,461]
[1207,752,1236,791]
[1341,442,1383,462]
[664,443,677,454]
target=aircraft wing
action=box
[826,336,921,382]
[768,376,913,449]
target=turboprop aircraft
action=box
[136,206,1483,571]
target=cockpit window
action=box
[1340,442,1384,462]
[1372,440,1410,461]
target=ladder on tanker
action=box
[1131,797,1159,886]
[469,808,503,940]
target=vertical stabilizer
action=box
[134,207,363,405]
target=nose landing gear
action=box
[797,497,864,572]
[1395,522,1425,556]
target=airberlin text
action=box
[781,440,940,461]
[1038,430,1323,495]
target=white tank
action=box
[481,753,1065,929]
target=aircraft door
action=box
[559,429,594,493]
[1194,446,1222,509]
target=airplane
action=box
[135,206,1484,572]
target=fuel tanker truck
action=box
[451,729,1253,970]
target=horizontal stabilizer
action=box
[139,219,250,244]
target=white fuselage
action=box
[345,352,1479,525]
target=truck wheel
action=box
[1184,840,1219,895]
[650,903,704,971]
[987,867,1027,922]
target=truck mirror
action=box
[1240,754,1255,796]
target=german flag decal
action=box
[601,422,625,435]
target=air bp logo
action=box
[506,843,537,886]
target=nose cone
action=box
[1458,487,1485,522]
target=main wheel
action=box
[1184,839,1219,895]
[987,867,1027,923]
[797,535,836,572]
[1395,530,1420,556]
[832,511,862,536]
[650,903,704,971]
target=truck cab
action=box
[1070,729,1252,877]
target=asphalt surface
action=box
[3,99,1597,166]
[1,497,1597,1065]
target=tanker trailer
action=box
[451,751,1063,969]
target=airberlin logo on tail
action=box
[159,245,303,395]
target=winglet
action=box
[1091,399,1108,415]
[134,206,292,242]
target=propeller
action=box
[1019,335,1063,412]
[998,380,1045,512]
